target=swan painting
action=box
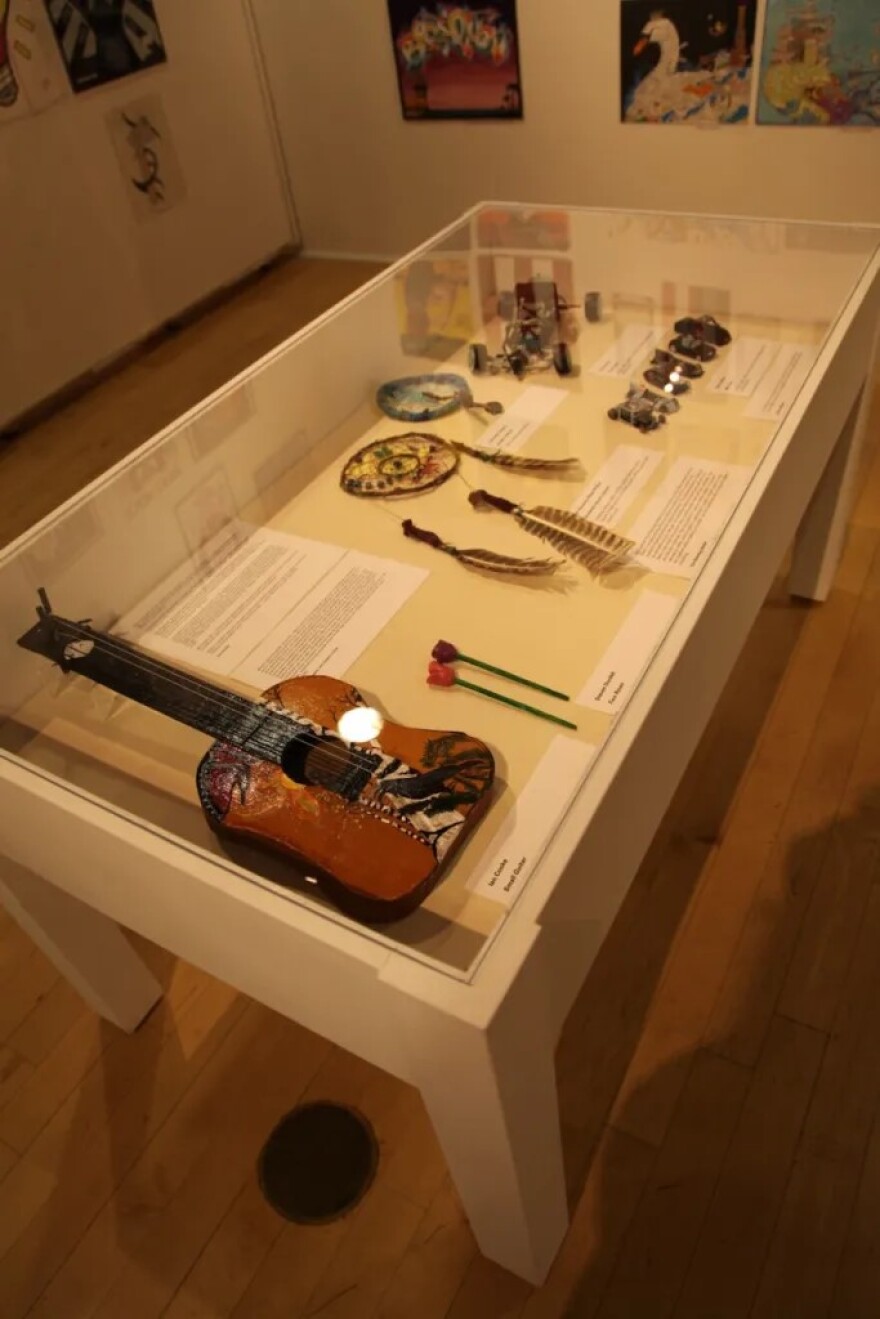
[621,2,756,124]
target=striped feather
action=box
[453,441,580,473]
[512,505,634,574]
[451,545,564,575]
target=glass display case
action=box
[0,204,877,1282]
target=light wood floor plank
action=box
[673,1016,826,1319]
[161,1178,284,1319]
[227,1045,395,1319]
[597,1051,751,1319]
[22,999,293,1319]
[518,1127,655,1319]
[6,976,87,1068]
[0,979,245,1318]
[85,1014,329,1319]
[749,883,880,1318]
[778,684,880,1033]
[705,534,880,1066]
[377,1178,476,1319]
[829,1108,880,1317]
[609,525,878,1146]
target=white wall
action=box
[1,1,295,427]
[252,0,880,258]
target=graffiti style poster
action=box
[0,0,68,127]
[621,0,757,124]
[106,92,184,219]
[44,0,166,94]
[757,0,880,126]
[387,1,523,119]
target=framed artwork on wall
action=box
[44,0,166,94]
[387,1,523,120]
[757,0,880,126]
[620,0,757,124]
[106,92,185,220]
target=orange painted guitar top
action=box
[19,595,496,923]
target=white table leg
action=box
[404,1007,568,1284]
[0,857,162,1032]
[790,382,870,601]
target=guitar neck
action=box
[17,606,275,752]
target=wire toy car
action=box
[669,314,732,363]
[673,314,732,347]
[644,362,690,396]
[608,382,680,432]
[669,333,718,363]
[468,279,588,379]
[650,347,704,379]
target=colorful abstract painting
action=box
[387,1,522,119]
[621,0,757,124]
[757,0,880,125]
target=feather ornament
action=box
[451,440,580,474]
[402,519,563,576]
[469,490,633,575]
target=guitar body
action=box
[196,675,496,923]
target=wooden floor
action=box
[1,255,879,1318]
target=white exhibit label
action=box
[124,523,427,684]
[708,337,782,397]
[576,590,678,711]
[589,326,665,379]
[571,444,663,526]
[469,737,596,909]
[629,457,751,578]
[745,343,818,421]
[478,385,565,453]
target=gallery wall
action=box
[251,0,880,258]
[1,1,294,429]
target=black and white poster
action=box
[44,0,166,94]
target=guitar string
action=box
[43,617,401,777]
[51,621,392,777]
[52,620,390,775]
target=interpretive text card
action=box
[588,325,665,378]
[469,737,596,909]
[629,457,751,578]
[708,337,783,397]
[478,385,565,453]
[123,523,427,683]
[571,444,663,526]
[744,343,818,421]
[576,590,678,712]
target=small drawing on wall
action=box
[0,0,68,127]
[107,92,184,218]
[757,0,880,126]
[44,0,166,94]
[387,0,523,120]
[621,0,757,124]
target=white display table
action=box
[1,205,877,1283]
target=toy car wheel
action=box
[553,343,573,376]
[509,350,528,379]
[584,292,602,323]
[497,291,516,321]
[469,343,489,374]
[608,407,620,420]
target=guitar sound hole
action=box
[280,735,374,803]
